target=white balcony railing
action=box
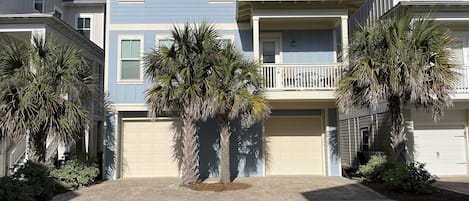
[260,63,342,90]
[454,66,469,94]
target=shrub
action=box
[357,155,394,183]
[383,162,437,194]
[50,154,99,189]
[12,161,57,201]
[0,176,35,201]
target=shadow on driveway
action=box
[53,176,391,201]
[435,177,469,196]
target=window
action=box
[451,40,464,66]
[77,17,91,39]
[262,41,276,64]
[361,127,370,151]
[219,39,231,48]
[119,37,143,82]
[158,39,174,49]
[34,0,43,12]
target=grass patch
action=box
[184,182,251,192]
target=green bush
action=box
[0,176,35,201]
[358,155,394,183]
[383,162,437,194]
[13,161,57,201]
[50,155,99,189]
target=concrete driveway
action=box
[53,176,390,201]
[434,177,469,195]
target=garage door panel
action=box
[122,120,180,178]
[414,128,467,176]
[265,117,323,175]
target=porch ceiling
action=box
[237,0,366,21]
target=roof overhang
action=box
[0,14,104,59]
[382,1,469,20]
[236,0,366,21]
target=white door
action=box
[265,117,323,175]
[122,120,180,178]
[414,127,467,176]
[260,37,281,64]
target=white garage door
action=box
[414,127,467,176]
[265,117,323,175]
[122,120,180,178]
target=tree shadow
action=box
[301,183,389,201]
[170,118,266,181]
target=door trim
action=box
[260,32,282,64]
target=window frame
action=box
[451,32,469,67]
[76,14,93,40]
[117,35,144,84]
[155,34,174,50]
[216,34,235,48]
[360,127,370,152]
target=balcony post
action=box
[340,16,349,65]
[252,16,260,62]
[276,66,283,88]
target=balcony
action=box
[454,66,469,94]
[259,63,342,100]
[260,63,342,90]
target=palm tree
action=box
[144,23,220,184]
[208,44,270,184]
[0,36,94,162]
[336,13,458,163]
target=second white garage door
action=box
[122,120,180,178]
[265,117,323,175]
[414,127,467,176]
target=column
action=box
[340,16,349,64]
[252,16,260,62]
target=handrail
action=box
[260,63,343,90]
[453,66,469,94]
[8,135,27,170]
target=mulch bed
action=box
[363,181,469,201]
[184,182,251,192]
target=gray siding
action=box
[339,112,390,168]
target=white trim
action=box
[111,103,148,111]
[110,23,251,31]
[117,35,144,84]
[324,109,331,176]
[121,117,175,121]
[104,0,110,93]
[252,9,348,19]
[76,14,94,41]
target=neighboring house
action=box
[0,0,105,176]
[339,0,469,176]
[104,0,368,179]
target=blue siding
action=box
[281,30,335,63]
[328,108,340,176]
[108,29,334,103]
[110,0,236,24]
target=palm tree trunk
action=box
[181,111,200,185]
[218,116,231,184]
[388,95,407,163]
[28,131,47,162]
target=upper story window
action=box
[119,36,143,83]
[34,0,43,12]
[77,17,91,39]
[158,39,174,49]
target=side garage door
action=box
[414,127,467,176]
[265,117,323,175]
[122,120,179,178]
